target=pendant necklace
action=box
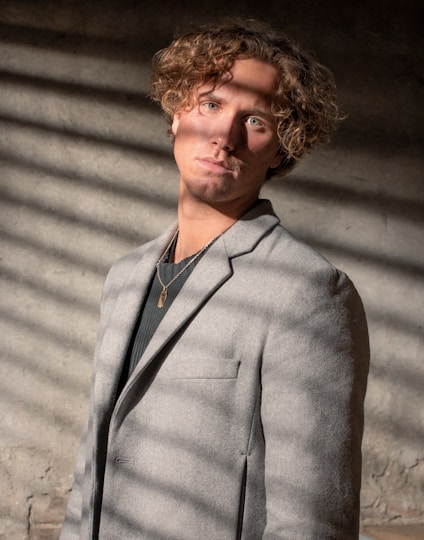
[155,229,219,308]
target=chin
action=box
[187,184,233,205]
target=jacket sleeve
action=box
[59,261,125,540]
[261,269,369,539]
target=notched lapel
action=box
[113,238,233,420]
[93,226,177,414]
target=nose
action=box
[210,114,241,152]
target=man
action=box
[61,19,369,540]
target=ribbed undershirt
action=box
[119,236,211,390]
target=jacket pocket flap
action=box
[159,358,240,379]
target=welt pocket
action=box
[159,359,240,379]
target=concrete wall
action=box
[0,1,422,538]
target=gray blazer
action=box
[61,200,369,540]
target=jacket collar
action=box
[221,198,279,258]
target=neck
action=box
[174,188,258,263]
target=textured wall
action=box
[0,1,423,538]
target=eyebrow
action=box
[197,90,222,102]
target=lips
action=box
[196,157,235,173]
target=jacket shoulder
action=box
[265,223,343,280]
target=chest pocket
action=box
[158,357,240,379]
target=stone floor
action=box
[29,524,424,540]
[361,524,424,540]
[27,523,424,540]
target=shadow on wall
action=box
[0,1,423,537]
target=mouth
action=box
[196,157,236,174]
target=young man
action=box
[61,20,369,540]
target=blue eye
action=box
[247,116,263,126]
[203,101,218,110]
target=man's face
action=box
[172,58,282,212]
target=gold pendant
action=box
[157,287,167,308]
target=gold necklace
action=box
[155,229,219,308]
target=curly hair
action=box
[150,19,343,178]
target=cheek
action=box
[251,133,280,165]
[248,137,280,162]
[174,117,208,144]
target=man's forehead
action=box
[194,58,279,99]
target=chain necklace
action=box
[155,229,220,308]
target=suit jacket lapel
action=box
[93,224,177,414]
[110,236,233,427]
[133,236,232,374]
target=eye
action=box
[246,116,265,128]
[200,101,219,112]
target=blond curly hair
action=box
[150,19,343,178]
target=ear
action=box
[269,149,283,170]
[171,113,181,135]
